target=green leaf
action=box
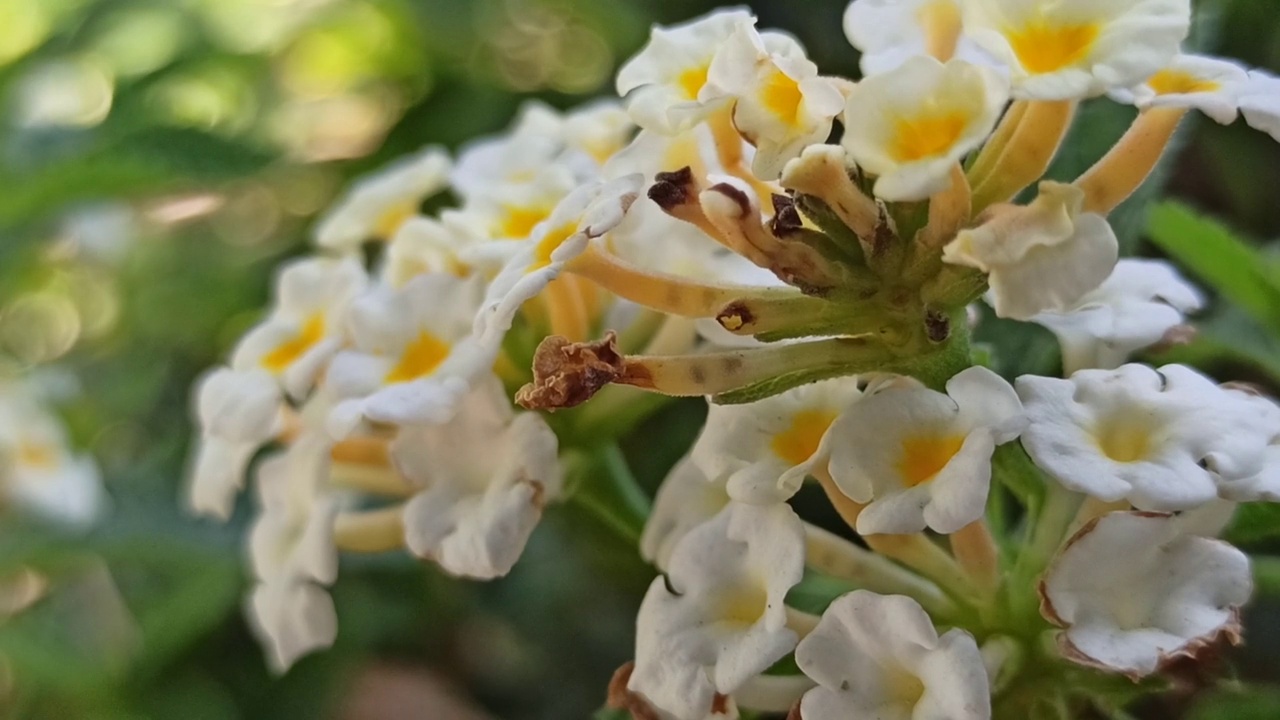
[593,708,631,720]
[1225,503,1280,546]
[1145,202,1280,333]
[1187,686,1280,720]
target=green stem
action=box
[562,445,651,546]
[1005,479,1084,628]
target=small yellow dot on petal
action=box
[384,331,452,384]
[771,410,838,467]
[1095,424,1152,464]
[17,441,58,470]
[889,112,970,162]
[374,203,417,240]
[526,222,580,273]
[497,205,553,240]
[261,313,327,372]
[897,434,965,488]
[677,64,710,101]
[760,67,803,126]
[1146,69,1221,96]
[1006,19,1100,75]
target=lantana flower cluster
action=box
[189,0,1280,716]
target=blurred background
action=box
[3,0,1280,718]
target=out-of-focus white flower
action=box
[231,256,368,399]
[248,435,338,587]
[640,452,730,571]
[188,367,285,520]
[616,9,755,134]
[944,182,1119,320]
[474,175,643,349]
[1110,54,1250,124]
[380,216,485,288]
[392,378,560,579]
[629,502,805,720]
[1040,511,1251,678]
[1018,364,1273,511]
[1239,70,1280,143]
[245,435,340,673]
[826,367,1025,535]
[249,579,338,675]
[962,0,1192,100]
[0,386,106,527]
[314,146,452,250]
[795,591,990,720]
[1028,258,1203,373]
[843,0,994,75]
[325,273,487,436]
[692,378,862,504]
[562,100,637,168]
[705,24,845,178]
[841,57,1009,201]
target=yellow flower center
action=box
[716,582,768,626]
[771,410,838,466]
[1095,422,1152,464]
[1146,69,1221,96]
[526,222,580,273]
[373,202,417,240]
[261,313,326,372]
[497,205,554,240]
[678,64,710,101]
[384,331,452,384]
[761,67,804,126]
[918,0,963,61]
[889,111,970,162]
[888,668,927,706]
[16,441,58,470]
[1006,19,1101,75]
[897,434,966,488]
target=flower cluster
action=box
[189,0,1280,716]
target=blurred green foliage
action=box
[3,0,1280,718]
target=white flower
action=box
[231,256,368,399]
[943,182,1119,320]
[640,452,730,571]
[1028,258,1203,373]
[705,24,845,178]
[692,378,863,504]
[188,367,285,520]
[473,175,643,350]
[616,9,754,134]
[841,57,1009,201]
[1239,70,1280,143]
[391,378,560,579]
[1109,54,1250,124]
[629,502,805,720]
[314,146,451,250]
[962,0,1192,100]
[795,590,990,720]
[826,367,1025,535]
[1018,364,1273,511]
[451,101,578,203]
[0,387,105,527]
[325,273,487,436]
[380,215,485,288]
[562,100,637,168]
[248,435,338,587]
[1040,511,1251,678]
[245,435,340,672]
[1216,390,1280,503]
[248,580,338,674]
[843,0,994,75]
